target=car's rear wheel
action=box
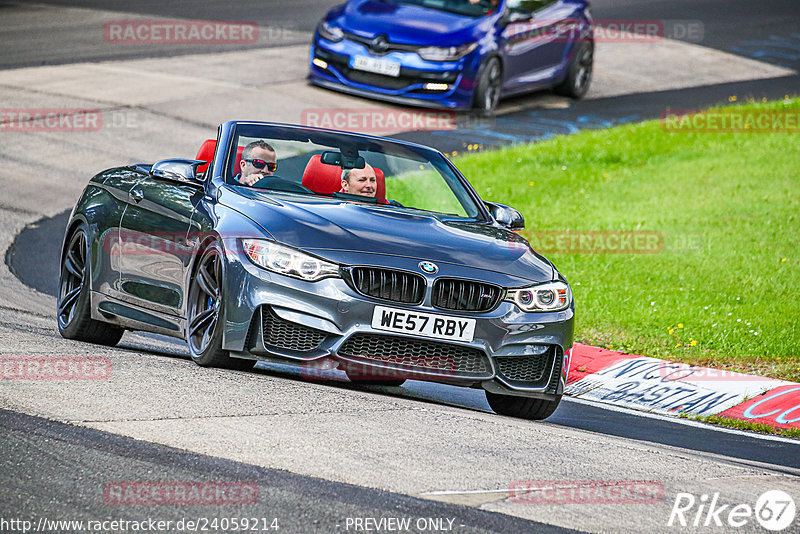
[344,365,406,387]
[57,224,124,345]
[554,41,593,99]
[187,242,255,371]
[485,391,562,420]
[473,56,502,114]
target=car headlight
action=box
[242,239,339,281]
[417,42,478,61]
[317,20,344,42]
[505,281,572,312]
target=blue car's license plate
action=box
[371,305,475,342]
[351,55,401,77]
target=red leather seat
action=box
[195,139,216,173]
[301,154,387,203]
[196,139,245,179]
[232,145,245,176]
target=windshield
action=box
[386,0,500,17]
[228,123,482,220]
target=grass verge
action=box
[684,413,800,438]
[455,97,800,382]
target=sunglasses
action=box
[244,159,278,172]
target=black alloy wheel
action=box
[187,242,255,370]
[57,225,124,345]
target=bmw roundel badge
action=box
[419,261,438,274]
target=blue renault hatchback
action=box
[308,0,593,112]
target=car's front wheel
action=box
[57,224,124,345]
[554,41,593,99]
[472,56,502,114]
[485,391,562,420]
[187,242,255,371]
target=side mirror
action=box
[151,159,206,186]
[486,201,525,230]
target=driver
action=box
[340,164,377,197]
[237,140,277,186]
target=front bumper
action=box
[308,38,481,110]
[222,241,574,398]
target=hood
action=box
[222,189,554,284]
[335,0,490,46]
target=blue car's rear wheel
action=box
[57,224,124,345]
[187,242,255,370]
[485,391,561,420]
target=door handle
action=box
[130,188,144,203]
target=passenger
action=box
[340,164,377,197]
[236,140,277,186]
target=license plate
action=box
[351,55,401,77]
[371,306,476,343]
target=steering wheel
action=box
[251,176,314,194]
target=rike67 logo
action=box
[668,490,796,531]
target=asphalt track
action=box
[8,210,800,473]
[1,409,574,534]
[2,0,800,532]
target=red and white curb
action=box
[565,344,800,430]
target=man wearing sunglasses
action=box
[237,140,278,186]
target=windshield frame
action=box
[222,121,491,222]
[383,0,504,18]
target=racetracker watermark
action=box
[301,357,457,382]
[656,362,775,382]
[104,20,258,44]
[301,109,458,133]
[661,109,800,133]
[523,230,664,254]
[105,230,198,257]
[0,109,102,132]
[1,356,111,380]
[505,19,703,44]
[509,480,664,504]
[104,482,259,506]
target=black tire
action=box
[554,41,593,99]
[187,242,255,371]
[57,225,124,346]
[344,365,406,387]
[485,391,562,420]
[472,56,502,114]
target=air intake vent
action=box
[262,307,327,352]
[432,278,502,312]
[496,355,550,383]
[349,267,425,304]
[338,334,491,377]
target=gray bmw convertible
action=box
[58,121,574,420]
